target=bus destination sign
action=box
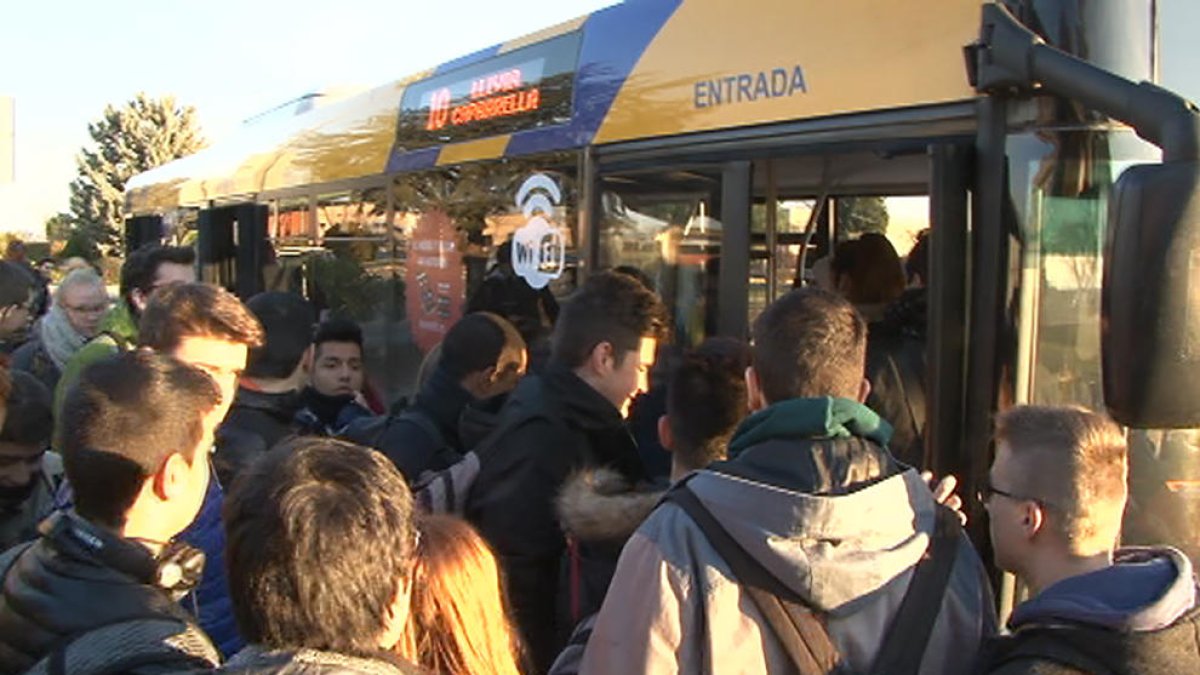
[394,31,581,152]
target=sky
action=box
[2,0,1199,238]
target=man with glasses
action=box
[978,405,1200,674]
[51,244,195,423]
[13,267,109,393]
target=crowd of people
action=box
[0,240,1195,675]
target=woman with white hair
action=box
[11,267,109,393]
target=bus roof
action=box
[127,0,978,214]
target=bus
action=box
[124,0,1200,613]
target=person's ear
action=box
[1021,501,1046,540]
[657,414,674,450]
[857,377,871,404]
[155,452,190,502]
[745,366,767,412]
[130,289,149,314]
[302,344,315,373]
[377,571,413,650]
[588,341,616,376]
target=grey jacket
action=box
[579,467,997,674]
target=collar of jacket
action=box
[233,386,303,420]
[728,396,893,457]
[541,363,625,432]
[299,386,357,426]
[224,645,420,674]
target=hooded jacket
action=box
[980,547,1200,674]
[465,365,644,674]
[0,512,220,674]
[579,397,996,674]
[556,468,664,633]
[212,645,420,675]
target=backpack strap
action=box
[868,504,961,675]
[665,483,841,674]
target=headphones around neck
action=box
[42,513,206,601]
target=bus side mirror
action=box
[1103,161,1200,428]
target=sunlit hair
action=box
[995,405,1128,557]
[398,514,524,675]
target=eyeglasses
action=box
[63,302,110,315]
[978,477,1056,510]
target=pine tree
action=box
[836,196,890,238]
[68,94,205,248]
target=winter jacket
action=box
[458,392,508,451]
[343,367,474,482]
[215,386,303,486]
[0,512,220,674]
[556,468,664,633]
[294,387,374,437]
[579,397,996,675]
[979,547,1200,675]
[466,365,645,674]
[178,477,243,657]
[209,644,420,674]
[45,472,243,659]
[0,453,61,552]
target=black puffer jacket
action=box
[0,512,219,674]
[465,365,644,674]
[215,387,303,486]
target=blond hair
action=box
[397,514,523,675]
[995,405,1128,556]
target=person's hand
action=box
[921,471,967,526]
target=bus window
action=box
[392,153,579,390]
[1006,128,1200,565]
[598,169,722,349]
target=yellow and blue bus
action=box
[125,0,1200,603]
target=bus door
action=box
[197,202,269,298]
[594,165,727,350]
[594,144,976,473]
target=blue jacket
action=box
[180,477,243,657]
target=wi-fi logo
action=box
[512,173,566,290]
[516,173,562,217]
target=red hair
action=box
[398,514,524,675]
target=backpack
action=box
[664,480,961,675]
[342,408,478,513]
[411,403,566,514]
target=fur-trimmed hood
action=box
[556,468,663,543]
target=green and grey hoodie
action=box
[580,397,996,674]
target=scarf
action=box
[39,304,88,371]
